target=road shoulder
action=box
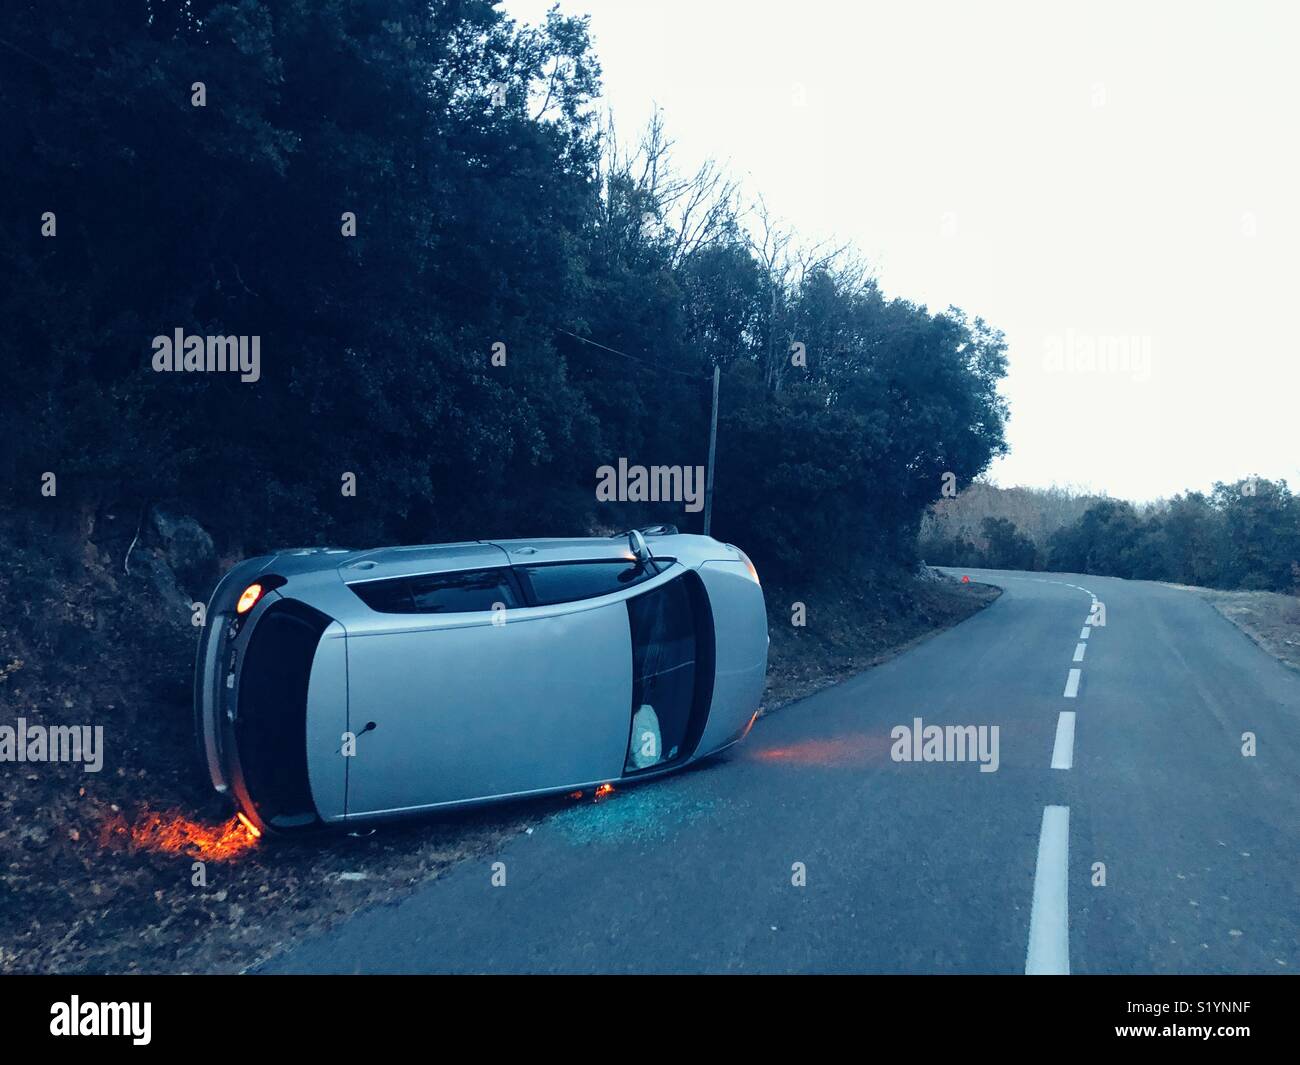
[1159,583,1300,673]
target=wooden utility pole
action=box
[703,364,720,535]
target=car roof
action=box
[338,542,510,582]
[256,533,729,587]
[333,536,645,583]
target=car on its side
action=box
[195,529,768,835]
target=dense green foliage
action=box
[2,0,1008,580]
[920,479,1300,592]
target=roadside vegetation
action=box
[921,479,1300,594]
[3,0,1008,588]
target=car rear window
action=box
[515,559,658,606]
[349,568,521,614]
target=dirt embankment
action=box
[0,510,997,974]
[762,567,1000,711]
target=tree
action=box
[3,1,1012,585]
[980,518,1037,571]
[1047,500,1144,577]
[1210,479,1300,591]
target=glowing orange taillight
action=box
[236,583,263,614]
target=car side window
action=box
[515,559,658,606]
[349,568,520,614]
[408,569,520,613]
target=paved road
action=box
[260,571,1300,974]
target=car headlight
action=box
[733,547,760,586]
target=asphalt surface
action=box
[259,571,1300,973]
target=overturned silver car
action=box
[195,530,768,835]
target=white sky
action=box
[504,0,1299,501]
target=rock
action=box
[128,548,194,618]
[147,509,217,596]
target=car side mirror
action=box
[628,529,651,564]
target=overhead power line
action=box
[427,266,713,382]
[555,328,710,381]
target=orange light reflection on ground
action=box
[750,734,886,767]
[99,806,260,860]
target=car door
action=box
[342,553,660,817]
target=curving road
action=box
[259,571,1300,974]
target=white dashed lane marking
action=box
[1051,711,1076,769]
[1063,668,1081,698]
[974,572,1087,974]
[1026,805,1071,975]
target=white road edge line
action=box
[1079,627,1090,639]
[1026,805,1071,975]
[1063,668,1081,698]
[1072,642,1087,662]
[1051,711,1076,769]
